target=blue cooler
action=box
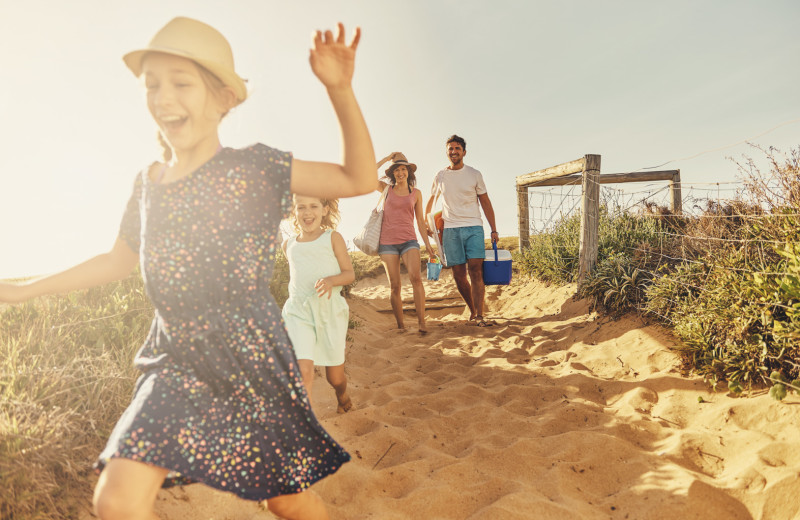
[483,243,512,285]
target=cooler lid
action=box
[484,248,513,262]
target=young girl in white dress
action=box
[282,195,354,413]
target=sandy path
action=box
[97,270,799,519]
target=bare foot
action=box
[336,393,353,414]
[418,322,428,335]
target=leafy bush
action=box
[517,212,581,284]
[644,147,800,395]
[518,206,664,288]
[579,253,652,316]
[521,146,800,398]
[654,237,800,392]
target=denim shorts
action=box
[442,226,485,265]
[378,239,420,256]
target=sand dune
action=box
[92,270,800,519]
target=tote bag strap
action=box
[375,184,390,211]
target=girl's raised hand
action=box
[309,23,361,91]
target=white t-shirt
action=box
[430,164,487,228]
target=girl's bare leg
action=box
[401,248,427,333]
[380,253,404,329]
[93,458,169,520]
[297,358,316,402]
[266,490,330,520]
[326,364,352,413]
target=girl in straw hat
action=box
[0,16,375,520]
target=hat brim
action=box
[123,47,248,103]
[386,162,417,175]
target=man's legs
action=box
[459,226,489,324]
[450,263,476,320]
[467,258,485,319]
[443,227,477,319]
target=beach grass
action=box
[0,249,387,519]
[0,275,152,519]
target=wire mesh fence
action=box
[515,149,800,389]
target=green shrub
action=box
[579,253,652,316]
[518,205,665,291]
[643,261,708,320]
[521,146,800,397]
[517,212,581,284]
[643,147,800,395]
[644,229,800,391]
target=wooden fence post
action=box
[517,186,530,250]
[670,170,682,214]
[578,154,601,284]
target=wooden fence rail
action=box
[516,155,682,285]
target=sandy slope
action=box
[94,270,800,519]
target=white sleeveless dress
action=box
[282,229,349,366]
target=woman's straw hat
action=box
[123,17,248,102]
[386,153,418,175]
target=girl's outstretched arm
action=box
[292,23,376,200]
[314,231,355,299]
[0,239,139,304]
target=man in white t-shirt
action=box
[425,134,498,327]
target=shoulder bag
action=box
[353,185,390,256]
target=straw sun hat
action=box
[123,17,248,102]
[385,153,417,175]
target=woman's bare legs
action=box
[325,364,352,413]
[379,253,404,330]
[266,490,330,520]
[297,358,316,402]
[401,248,427,333]
[93,458,169,520]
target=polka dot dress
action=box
[96,144,350,500]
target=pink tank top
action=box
[380,187,418,245]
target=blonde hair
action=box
[153,57,242,162]
[290,195,341,233]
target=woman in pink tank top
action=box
[372,152,435,334]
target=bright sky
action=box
[1,0,799,279]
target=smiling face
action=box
[446,142,466,169]
[293,195,329,234]
[391,165,409,184]
[142,52,230,157]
